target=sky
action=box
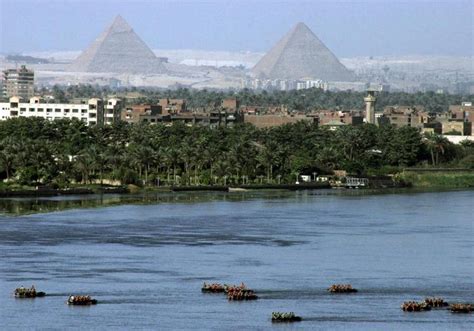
[0,0,472,57]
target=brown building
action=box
[122,104,163,123]
[449,102,474,120]
[441,120,472,136]
[382,106,429,128]
[222,98,239,111]
[244,113,317,128]
[317,110,363,126]
[158,98,186,114]
[122,103,239,127]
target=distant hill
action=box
[6,54,50,64]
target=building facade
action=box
[0,96,121,126]
[2,65,35,99]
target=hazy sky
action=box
[0,0,472,57]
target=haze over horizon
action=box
[0,0,472,57]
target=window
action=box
[72,109,79,113]
[64,109,70,113]
[81,109,87,113]
[20,108,26,111]
[38,108,44,112]
[55,109,61,112]
[29,108,35,112]
[46,108,52,112]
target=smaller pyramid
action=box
[69,15,165,74]
[252,22,353,81]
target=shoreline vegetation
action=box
[1,171,473,199]
[1,117,473,198]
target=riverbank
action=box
[398,170,474,189]
[0,185,128,198]
[2,171,473,198]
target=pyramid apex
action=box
[109,15,133,33]
[293,22,311,32]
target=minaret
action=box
[364,90,376,124]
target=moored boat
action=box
[328,284,358,293]
[227,288,258,301]
[67,295,97,305]
[271,312,302,322]
[14,286,45,298]
[201,282,225,293]
[450,303,473,313]
[424,297,449,308]
[401,301,431,312]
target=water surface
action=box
[0,190,473,330]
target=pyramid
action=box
[69,15,166,74]
[252,22,353,81]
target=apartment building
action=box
[382,106,430,128]
[0,96,121,126]
[2,65,35,99]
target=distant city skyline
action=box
[0,0,472,57]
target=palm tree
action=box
[74,153,93,184]
[256,142,281,183]
[424,133,450,166]
[0,148,15,180]
[163,146,181,185]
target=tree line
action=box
[40,85,473,113]
[0,117,473,187]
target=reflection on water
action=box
[1,188,465,216]
[0,191,297,215]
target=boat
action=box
[201,282,225,293]
[67,295,98,305]
[14,286,45,298]
[227,288,258,301]
[450,303,473,313]
[228,187,248,192]
[271,312,302,322]
[401,301,431,312]
[224,283,247,293]
[424,297,449,308]
[327,284,358,293]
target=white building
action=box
[0,96,121,126]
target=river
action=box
[0,189,473,330]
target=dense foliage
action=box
[0,117,472,187]
[42,85,473,113]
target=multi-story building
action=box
[122,104,163,124]
[317,110,364,126]
[0,96,121,126]
[105,98,122,125]
[121,103,239,127]
[158,98,186,114]
[2,65,35,99]
[382,106,429,128]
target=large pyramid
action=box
[69,15,165,74]
[252,22,353,81]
